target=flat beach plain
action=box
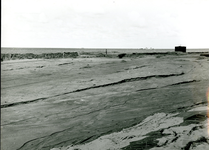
[1,48,209,150]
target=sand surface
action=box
[1,52,209,150]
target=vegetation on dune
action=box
[1,51,209,62]
[1,52,78,61]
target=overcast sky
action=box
[2,0,209,48]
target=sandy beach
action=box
[1,51,209,150]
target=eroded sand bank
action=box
[51,108,209,150]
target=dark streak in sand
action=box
[1,72,185,108]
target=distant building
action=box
[175,46,186,52]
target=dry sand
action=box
[50,109,209,150]
[50,113,184,150]
[1,52,209,150]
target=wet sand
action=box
[1,52,209,150]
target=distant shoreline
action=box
[1,47,209,54]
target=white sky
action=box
[2,0,209,48]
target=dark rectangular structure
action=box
[175,46,186,52]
